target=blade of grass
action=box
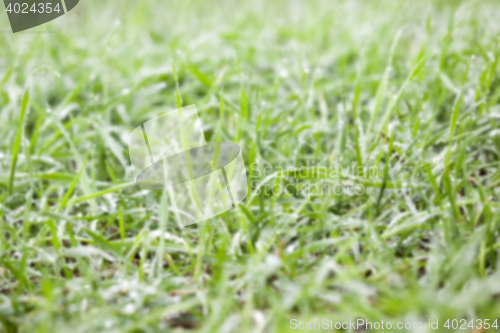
[8,89,30,195]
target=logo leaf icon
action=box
[3,0,79,33]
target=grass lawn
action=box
[1,0,500,331]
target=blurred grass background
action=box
[1,0,500,331]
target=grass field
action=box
[1,0,500,331]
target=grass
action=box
[1,0,500,331]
